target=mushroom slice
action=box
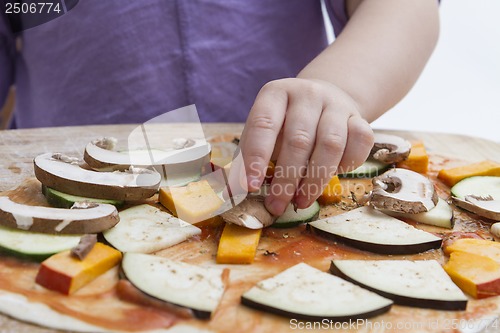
[0,197,118,234]
[491,223,500,238]
[220,196,275,229]
[452,195,500,221]
[70,234,98,260]
[34,153,161,201]
[371,133,411,164]
[83,137,211,171]
[370,168,438,213]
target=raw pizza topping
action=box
[0,133,499,333]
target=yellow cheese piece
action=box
[396,141,429,173]
[194,215,224,228]
[159,180,224,224]
[35,243,122,294]
[216,223,262,264]
[438,160,500,187]
[443,251,500,299]
[317,176,342,205]
[211,141,238,168]
[444,238,500,264]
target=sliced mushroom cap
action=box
[371,133,411,164]
[34,153,161,201]
[220,196,275,229]
[452,195,500,221]
[370,168,438,214]
[84,137,211,172]
[0,196,119,234]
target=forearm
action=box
[298,0,439,122]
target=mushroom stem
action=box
[71,234,98,260]
[221,196,275,229]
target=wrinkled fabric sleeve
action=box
[324,0,348,37]
[0,14,15,111]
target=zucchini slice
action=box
[451,176,500,200]
[0,225,81,261]
[103,204,201,253]
[330,260,467,311]
[381,198,454,229]
[42,186,123,209]
[241,263,392,321]
[339,159,390,178]
[272,201,320,228]
[121,253,227,319]
[451,176,500,220]
[308,206,442,254]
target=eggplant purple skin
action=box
[241,296,392,322]
[119,267,211,320]
[329,262,467,311]
[306,224,442,255]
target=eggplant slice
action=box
[308,206,442,254]
[103,204,201,253]
[241,263,393,321]
[330,260,468,311]
[121,253,228,319]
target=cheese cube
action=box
[159,180,224,224]
[444,251,500,299]
[396,141,429,173]
[438,160,500,187]
[216,223,262,264]
[35,243,122,295]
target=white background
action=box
[326,0,500,143]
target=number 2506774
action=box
[5,2,61,14]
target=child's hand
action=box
[239,78,374,216]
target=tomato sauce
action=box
[1,153,499,332]
[0,257,179,331]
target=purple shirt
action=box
[0,0,349,128]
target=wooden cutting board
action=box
[0,124,499,333]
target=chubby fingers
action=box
[294,113,373,208]
[265,90,323,215]
[239,82,288,192]
[293,105,348,209]
[338,115,374,174]
[240,78,374,217]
